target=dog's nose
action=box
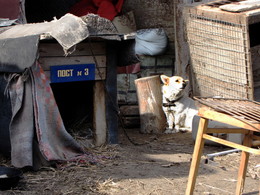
[182,82,187,89]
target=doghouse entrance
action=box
[38,33,107,146]
[51,81,94,138]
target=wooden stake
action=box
[135,75,166,134]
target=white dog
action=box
[160,75,198,133]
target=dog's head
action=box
[160,75,188,101]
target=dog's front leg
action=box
[175,114,191,132]
[174,114,184,133]
[164,111,176,134]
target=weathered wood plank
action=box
[185,5,247,25]
[135,75,166,134]
[199,107,260,131]
[203,134,260,154]
[93,81,107,146]
[39,42,106,57]
[220,0,260,12]
[39,55,106,70]
[186,117,208,195]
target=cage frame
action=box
[184,1,260,100]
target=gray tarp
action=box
[31,63,84,162]
[7,63,85,168]
[9,71,35,168]
[0,35,39,72]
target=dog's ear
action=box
[160,75,170,85]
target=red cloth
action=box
[117,63,140,74]
[69,0,96,17]
[0,0,20,20]
[69,0,124,21]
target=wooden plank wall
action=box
[38,42,106,80]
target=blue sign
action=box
[50,64,95,83]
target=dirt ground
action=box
[0,127,259,195]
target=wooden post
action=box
[93,81,106,146]
[186,117,208,195]
[174,0,193,77]
[235,131,252,195]
[135,75,166,134]
[106,41,118,144]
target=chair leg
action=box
[235,132,252,195]
[186,117,209,195]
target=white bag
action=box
[135,28,167,56]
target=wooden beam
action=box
[134,75,166,133]
[39,56,106,70]
[203,134,260,155]
[174,0,192,77]
[186,117,208,195]
[105,41,119,144]
[93,81,106,146]
[236,132,252,195]
[39,42,106,57]
[206,128,249,134]
[198,107,260,131]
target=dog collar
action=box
[163,102,176,107]
[162,97,180,107]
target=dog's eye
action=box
[175,79,179,83]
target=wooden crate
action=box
[185,1,260,101]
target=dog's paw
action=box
[178,127,191,133]
[164,128,178,134]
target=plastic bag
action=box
[135,28,167,56]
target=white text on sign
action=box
[57,69,73,77]
[57,68,89,77]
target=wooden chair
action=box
[186,97,260,195]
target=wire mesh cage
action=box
[185,1,260,100]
